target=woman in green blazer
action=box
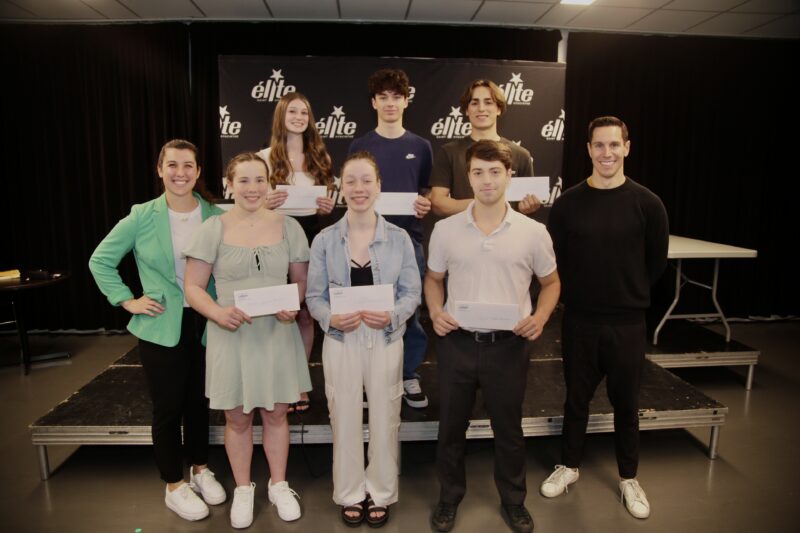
[89,139,226,522]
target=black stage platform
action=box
[31,316,744,480]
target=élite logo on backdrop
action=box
[430,107,471,139]
[316,106,357,139]
[499,73,533,106]
[251,69,297,102]
[219,106,242,138]
[541,110,565,141]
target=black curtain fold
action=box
[563,32,800,317]
[1,24,192,330]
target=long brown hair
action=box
[156,139,213,201]
[268,92,334,189]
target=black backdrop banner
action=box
[218,56,565,202]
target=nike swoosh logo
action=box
[405,154,416,160]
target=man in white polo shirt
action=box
[425,140,560,533]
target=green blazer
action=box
[89,193,223,347]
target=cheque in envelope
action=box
[329,284,395,315]
[233,283,300,318]
[505,177,549,202]
[275,185,328,209]
[453,301,520,331]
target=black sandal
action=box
[341,501,365,527]
[366,496,389,528]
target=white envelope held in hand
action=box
[330,284,395,315]
[234,283,300,318]
[275,185,328,209]
[505,177,550,202]
[453,301,520,331]
[374,192,418,216]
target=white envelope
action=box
[453,301,520,331]
[375,192,418,216]
[505,177,550,202]
[330,284,394,314]
[234,283,300,318]
[275,185,328,209]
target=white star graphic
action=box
[270,69,283,82]
[331,106,345,118]
[510,73,523,84]
[512,140,522,145]
[219,105,229,117]
[449,106,462,119]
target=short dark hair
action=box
[588,116,629,142]
[368,69,410,99]
[341,151,382,182]
[465,140,513,171]
[459,79,507,115]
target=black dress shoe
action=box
[431,502,458,532]
[502,504,534,533]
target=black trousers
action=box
[560,311,646,479]
[436,330,529,505]
[138,308,209,483]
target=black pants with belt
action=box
[436,329,530,506]
[560,310,646,479]
[138,308,209,483]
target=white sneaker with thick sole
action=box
[619,478,650,519]
[190,468,227,505]
[267,478,302,522]
[230,482,256,529]
[164,482,209,521]
[540,465,579,498]
[403,378,429,408]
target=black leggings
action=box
[138,308,209,483]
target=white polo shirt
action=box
[427,201,557,321]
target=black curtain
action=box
[0,24,192,330]
[563,32,800,317]
[189,22,562,189]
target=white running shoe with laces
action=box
[619,478,650,519]
[268,478,302,521]
[164,482,209,521]
[190,467,227,505]
[230,482,255,529]
[540,465,580,498]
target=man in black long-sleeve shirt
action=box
[540,116,668,520]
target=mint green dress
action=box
[183,215,311,413]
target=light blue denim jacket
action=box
[306,213,422,344]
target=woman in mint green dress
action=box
[184,152,310,529]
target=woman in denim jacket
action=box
[306,152,421,528]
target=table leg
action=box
[710,259,731,343]
[11,299,32,375]
[653,259,682,345]
[745,364,755,391]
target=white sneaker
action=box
[540,465,579,498]
[619,478,650,519]
[267,478,302,522]
[164,482,209,521]
[190,468,227,505]
[403,378,429,408]
[230,482,256,529]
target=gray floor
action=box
[1,322,798,533]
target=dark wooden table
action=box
[0,270,71,374]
